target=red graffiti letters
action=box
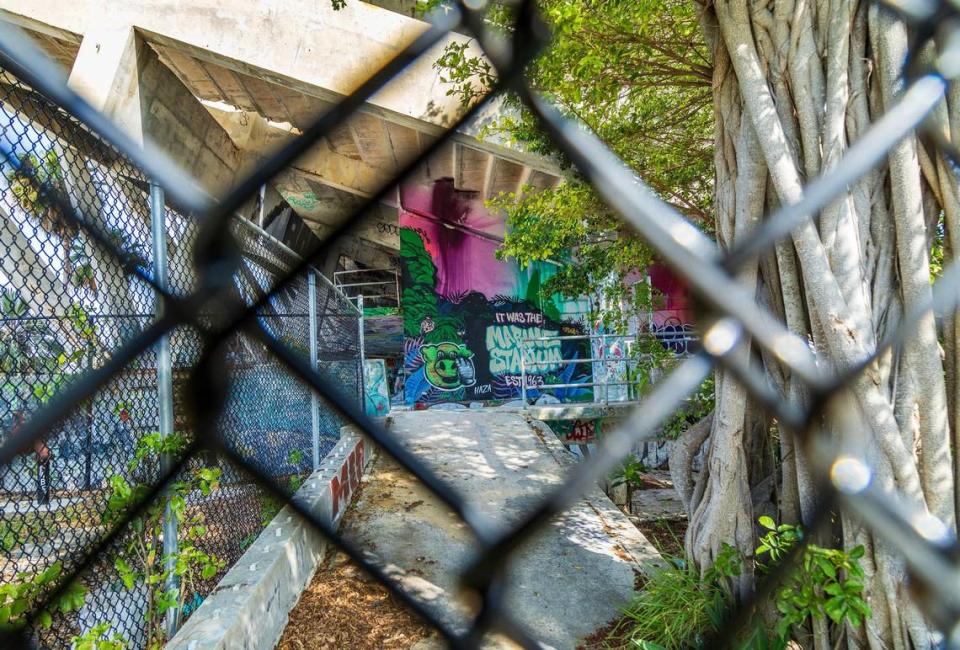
[330,440,365,521]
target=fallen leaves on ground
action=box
[277,551,433,650]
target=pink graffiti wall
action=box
[400,180,517,298]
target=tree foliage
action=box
[435,0,714,320]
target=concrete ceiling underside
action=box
[143,40,562,221]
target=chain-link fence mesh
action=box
[1,0,960,648]
[0,67,361,646]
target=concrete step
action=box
[629,488,686,522]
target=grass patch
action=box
[605,553,732,649]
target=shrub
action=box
[608,517,871,649]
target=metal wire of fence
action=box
[0,0,959,647]
[0,63,361,645]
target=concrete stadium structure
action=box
[0,0,562,276]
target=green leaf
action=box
[39,562,62,584]
[815,557,836,579]
[10,598,28,617]
[758,516,776,530]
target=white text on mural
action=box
[494,311,545,326]
[486,325,562,375]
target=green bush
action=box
[609,456,648,492]
[608,517,871,649]
[756,517,870,640]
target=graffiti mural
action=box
[363,359,391,417]
[400,179,592,405]
[647,265,698,354]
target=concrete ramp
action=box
[344,410,661,649]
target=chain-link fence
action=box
[1,0,960,648]
[0,67,361,646]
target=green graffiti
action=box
[525,268,562,324]
[287,192,317,211]
[400,228,464,344]
[421,342,476,390]
[400,228,439,337]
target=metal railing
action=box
[0,0,960,648]
[519,331,700,404]
[333,267,400,308]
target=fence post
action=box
[83,344,93,491]
[308,268,320,471]
[358,295,365,407]
[150,181,179,637]
[520,345,528,406]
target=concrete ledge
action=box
[166,426,374,650]
[499,402,637,421]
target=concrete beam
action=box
[66,25,144,144]
[207,105,385,199]
[337,235,397,270]
[0,9,80,47]
[0,1,564,180]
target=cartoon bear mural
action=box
[399,179,593,406]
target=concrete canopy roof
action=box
[0,0,562,258]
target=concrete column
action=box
[66,24,241,196]
[320,243,344,281]
[0,207,60,314]
[67,24,145,145]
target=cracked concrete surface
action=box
[341,411,662,649]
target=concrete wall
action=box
[399,184,592,406]
[166,426,374,650]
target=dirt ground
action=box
[636,516,688,559]
[276,550,434,650]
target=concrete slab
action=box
[341,411,662,649]
[629,489,686,522]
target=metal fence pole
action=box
[358,295,365,407]
[150,181,179,637]
[308,268,320,471]
[520,348,528,405]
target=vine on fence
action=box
[0,562,86,631]
[102,431,223,649]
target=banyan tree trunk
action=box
[675,0,960,646]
